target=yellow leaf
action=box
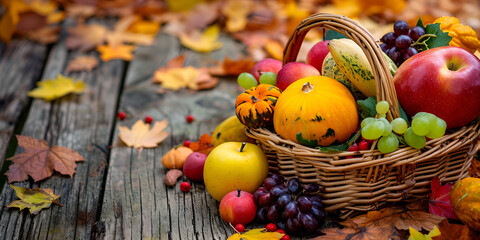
[96,44,136,61]
[118,120,169,149]
[47,11,65,24]
[223,0,251,32]
[265,40,284,61]
[154,67,199,91]
[408,226,441,240]
[28,74,86,101]
[165,0,204,12]
[179,25,223,53]
[227,228,284,240]
[283,0,310,19]
[0,1,23,43]
[127,20,160,35]
[7,185,62,215]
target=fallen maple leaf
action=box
[25,26,61,44]
[106,16,155,46]
[408,226,440,240]
[207,57,256,76]
[315,226,400,240]
[66,23,108,52]
[189,133,214,155]
[96,44,136,61]
[5,135,86,183]
[28,74,86,101]
[179,24,223,53]
[428,177,457,219]
[227,228,284,240]
[346,205,445,232]
[65,56,99,72]
[433,219,479,240]
[118,119,169,149]
[153,55,219,91]
[6,185,62,215]
[265,39,284,61]
[223,0,251,33]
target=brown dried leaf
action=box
[433,219,480,240]
[185,2,221,31]
[118,120,169,149]
[5,135,85,183]
[66,23,108,52]
[65,56,99,72]
[346,206,445,232]
[25,26,60,44]
[314,226,400,240]
[66,4,97,18]
[207,57,256,76]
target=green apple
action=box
[203,142,269,201]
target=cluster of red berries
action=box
[234,223,290,240]
[346,137,374,158]
[117,112,195,124]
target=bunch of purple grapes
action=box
[380,20,426,67]
[253,174,325,234]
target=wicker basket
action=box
[245,13,480,216]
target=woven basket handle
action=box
[283,13,400,120]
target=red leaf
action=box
[428,177,458,219]
[189,133,214,155]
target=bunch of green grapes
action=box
[360,101,446,153]
[237,72,277,90]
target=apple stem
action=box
[237,189,241,197]
[239,142,246,152]
[449,62,455,71]
[301,82,314,93]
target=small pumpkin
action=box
[450,177,480,231]
[235,84,282,129]
[273,76,358,147]
[433,16,480,53]
[161,146,193,169]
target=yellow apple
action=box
[203,142,269,201]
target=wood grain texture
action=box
[0,40,47,170]
[0,25,125,239]
[99,32,245,240]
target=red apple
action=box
[219,189,257,225]
[394,46,480,129]
[276,62,320,91]
[251,58,282,83]
[183,152,207,181]
[306,40,330,71]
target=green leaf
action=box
[357,96,377,119]
[424,23,452,49]
[416,17,424,28]
[317,130,361,152]
[324,29,348,41]
[296,132,318,148]
[398,101,410,125]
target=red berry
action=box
[347,143,358,151]
[280,234,290,240]
[276,229,286,234]
[117,111,126,120]
[186,114,194,123]
[235,223,245,233]
[361,136,375,145]
[145,115,153,124]
[180,182,191,192]
[265,223,277,232]
[183,140,191,147]
[359,140,370,150]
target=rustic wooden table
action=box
[0,18,325,239]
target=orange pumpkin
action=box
[273,76,358,147]
[235,84,282,129]
[450,177,480,231]
[161,146,193,169]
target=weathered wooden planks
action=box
[99,32,246,239]
[0,40,47,171]
[0,29,125,239]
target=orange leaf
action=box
[265,39,284,61]
[25,26,60,44]
[96,44,136,61]
[65,56,99,72]
[208,57,256,76]
[189,133,214,155]
[223,0,251,32]
[118,120,169,149]
[5,135,85,183]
